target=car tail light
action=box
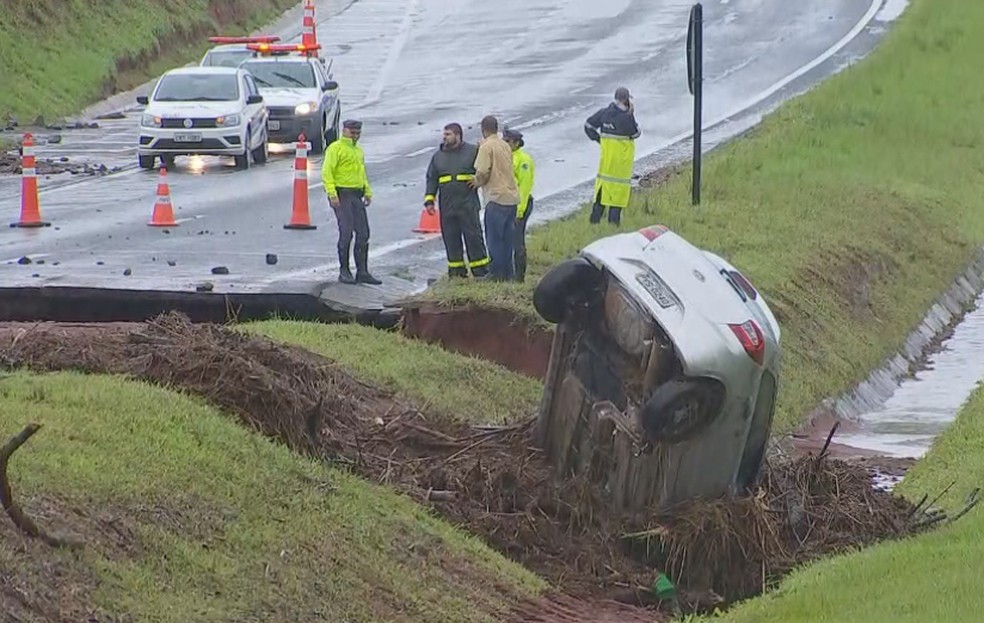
[728,270,758,300]
[638,224,669,241]
[729,320,765,365]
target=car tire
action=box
[251,132,268,164]
[138,155,156,170]
[235,128,251,169]
[309,117,325,154]
[532,256,603,324]
[638,378,726,444]
[326,106,340,145]
[162,155,176,170]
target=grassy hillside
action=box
[0,371,541,622]
[422,0,984,436]
[701,382,984,623]
[247,320,543,425]
[0,0,299,120]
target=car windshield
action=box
[154,73,240,102]
[242,60,315,89]
[202,49,253,67]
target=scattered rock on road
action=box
[211,266,229,275]
[265,254,278,265]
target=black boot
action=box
[338,244,356,284]
[355,243,382,285]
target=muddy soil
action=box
[0,314,942,618]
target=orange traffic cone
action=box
[10,133,51,228]
[413,206,441,233]
[148,166,178,227]
[302,0,318,47]
[284,133,317,230]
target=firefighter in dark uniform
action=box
[584,86,641,226]
[423,123,491,278]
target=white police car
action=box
[238,42,340,154]
[199,35,281,68]
[136,66,270,170]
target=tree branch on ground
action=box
[0,423,83,549]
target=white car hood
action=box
[259,87,320,107]
[146,101,241,118]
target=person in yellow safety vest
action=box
[322,119,382,285]
[584,86,641,226]
[503,128,535,283]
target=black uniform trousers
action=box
[333,187,370,270]
[512,195,534,282]
[440,203,490,277]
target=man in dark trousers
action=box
[584,86,641,226]
[503,128,535,282]
[322,119,382,285]
[423,123,491,278]
[470,115,520,281]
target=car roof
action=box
[165,66,242,76]
[241,54,314,64]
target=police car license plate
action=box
[636,271,676,308]
[268,120,281,131]
[174,133,202,143]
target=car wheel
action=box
[235,128,251,169]
[251,132,268,164]
[138,155,156,170]
[638,378,726,444]
[309,116,325,154]
[532,256,603,324]
[326,106,340,145]
[162,155,176,170]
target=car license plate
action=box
[268,120,281,131]
[174,133,202,143]
[636,271,676,308]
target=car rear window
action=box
[203,50,253,67]
[154,74,241,102]
[242,61,316,89]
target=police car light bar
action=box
[208,35,281,44]
[245,42,321,56]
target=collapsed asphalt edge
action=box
[0,285,403,329]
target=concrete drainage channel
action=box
[794,245,984,490]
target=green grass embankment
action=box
[699,382,984,623]
[0,371,541,622]
[0,0,299,120]
[247,320,542,425]
[418,0,984,436]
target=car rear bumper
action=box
[137,127,245,156]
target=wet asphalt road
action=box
[0,0,899,313]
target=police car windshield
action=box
[242,60,315,89]
[203,49,253,67]
[154,74,240,102]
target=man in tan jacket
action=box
[470,115,520,280]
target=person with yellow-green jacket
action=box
[584,86,640,226]
[321,119,381,285]
[503,128,535,282]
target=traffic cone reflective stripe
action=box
[148,167,178,227]
[302,0,318,47]
[413,206,441,233]
[284,134,317,230]
[11,133,51,228]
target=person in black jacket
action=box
[423,123,491,278]
[584,86,641,226]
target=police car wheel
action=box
[138,155,156,170]
[235,129,251,169]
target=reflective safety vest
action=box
[512,148,535,220]
[424,141,482,213]
[584,102,640,209]
[321,136,372,199]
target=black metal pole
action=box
[690,3,703,205]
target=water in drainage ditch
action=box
[835,291,984,467]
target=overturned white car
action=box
[533,224,781,509]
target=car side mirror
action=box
[323,80,338,91]
[247,94,263,104]
[136,95,149,105]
